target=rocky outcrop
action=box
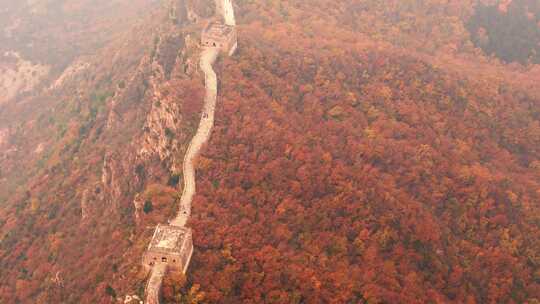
[93,14,200,226]
[132,194,144,224]
[138,88,184,165]
[49,60,89,91]
[101,152,139,212]
[175,34,200,76]
[0,51,49,105]
[101,153,119,203]
[138,33,200,170]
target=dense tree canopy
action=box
[1,0,540,303]
[180,24,540,302]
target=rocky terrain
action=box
[0,52,50,105]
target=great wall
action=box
[142,1,237,303]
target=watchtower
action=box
[143,224,194,274]
[201,21,237,56]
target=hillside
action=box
[1,0,540,303]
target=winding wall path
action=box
[145,29,222,304]
[170,47,219,227]
[144,0,235,302]
[171,0,236,227]
[145,264,166,304]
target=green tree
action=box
[143,200,154,214]
[105,285,116,298]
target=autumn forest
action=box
[0,0,540,303]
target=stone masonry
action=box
[142,224,194,274]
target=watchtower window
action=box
[162,257,167,262]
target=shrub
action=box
[167,174,181,187]
[143,200,153,214]
[105,285,116,298]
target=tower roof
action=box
[202,21,234,39]
[147,224,192,256]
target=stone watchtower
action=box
[201,21,237,56]
[142,224,194,274]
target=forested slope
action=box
[0,0,539,303]
[182,1,540,303]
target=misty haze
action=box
[0,0,539,303]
